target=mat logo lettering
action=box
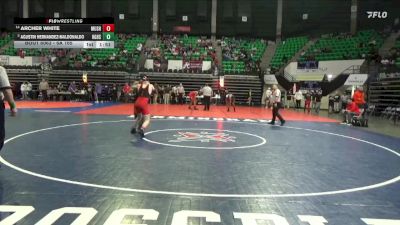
[0,206,398,225]
[169,131,236,143]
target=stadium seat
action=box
[270,36,308,70]
[222,38,266,74]
[300,30,384,63]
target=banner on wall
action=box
[344,74,368,86]
[285,59,365,80]
[145,59,212,72]
[183,60,202,70]
[0,55,33,66]
[173,26,191,33]
[0,56,9,65]
[144,59,154,69]
[8,56,32,66]
[202,61,212,71]
[168,60,183,71]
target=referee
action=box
[201,84,212,111]
[268,84,285,126]
[0,66,17,151]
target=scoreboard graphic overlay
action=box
[14,17,115,49]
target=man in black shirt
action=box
[314,90,322,114]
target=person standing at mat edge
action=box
[202,84,212,111]
[268,84,285,126]
[131,75,154,138]
[0,66,17,151]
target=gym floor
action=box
[0,101,399,225]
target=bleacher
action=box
[161,36,214,61]
[5,68,40,90]
[270,36,308,70]
[0,33,13,49]
[124,36,147,61]
[47,70,127,88]
[133,72,262,105]
[1,33,56,57]
[369,76,400,113]
[300,30,384,62]
[3,47,52,57]
[222,38,266,75]
[135,72,214,93]
[223,75,262,104]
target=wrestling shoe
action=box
[138,128,145,138]
[130,127,137,134]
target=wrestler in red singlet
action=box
[131,75,154,138]
[188,90,198,110]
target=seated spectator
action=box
[57,82,64,92]
[20,82,28,100]
[342,99,360,124]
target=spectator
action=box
[95,83,103,103]
[47,86,58,101]
[304,91,312,114]
[86,83,93,101]
[328,95,335,113]
[247,89,253,106]
[26,81,32,99]
[39,78,49,102]
[353,87,366,109]
[311,90,316,110]
[177,83,185,104]
[342,99,360,124]
[158,85,164,104]
[20,82,28,100]
[171,85,177,104]
[153,83,159,104]
[57,82,64,92]
[68,81,77,101]
[122,83,132,103]
[164,85,171,104]
[111,84,118,102]
[294,90,303,109]
[334,92,341,112]
[314,90,322,114]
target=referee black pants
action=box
[178,93,184,104]
[203,96,211,111]
[271,103,284,123]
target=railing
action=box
[340,65,361,75]
[283,71,296,82]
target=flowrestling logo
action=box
[0,206,398,225]
[169,131,236,143]
[367,11,388,19]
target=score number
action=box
[102,24,115,41]
[102,24,114,32]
